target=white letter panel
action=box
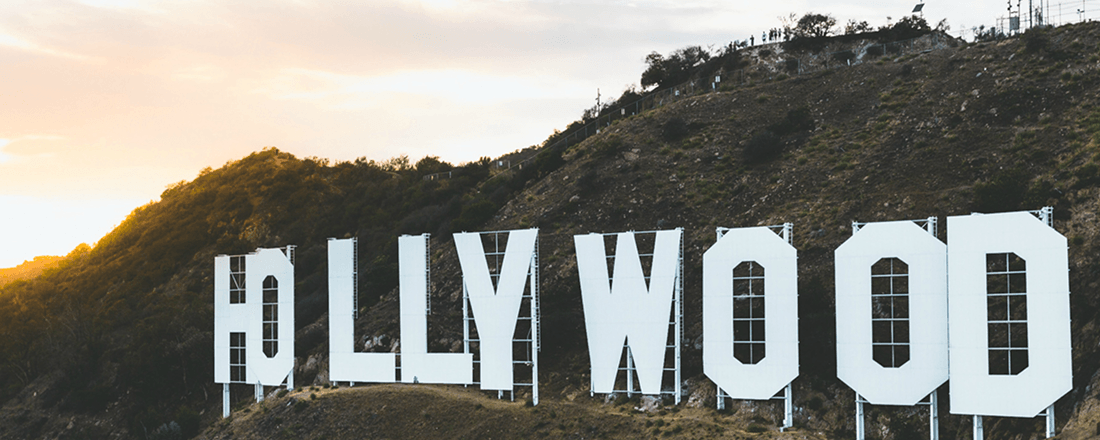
[398,234,473,384]
[703,227,798,400]
[455,228,537,391]
[835,221,948,405]
[213,248,295,386]
[246,249,295,386]
[328,238,396,383]
[948,212,1071,417]
[213,255,237,384]
[575,230,680,395]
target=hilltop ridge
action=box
[0,255,64,288]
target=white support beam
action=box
[626,345,635,398]
[930,391,940,440]
[856,393,865,440]
[782,383,793,430]
[973,415,983,440]
[222,384,230,418]
[531,237,541,406]
[1045,405,1055,438]
[675,227,684,405]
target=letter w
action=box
[574,229,681,395]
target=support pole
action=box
[674,227,684,405]
[856,393,865,440]
[930,391,940,440]
[532,345,539,406]
[222,383,230,418]
[531,243,540,407]
[1045,405,1055,438]
[626,345,634,398]
[255,383,264,403]
[287,369,293,391]
[973,415,983,440]
[716,227,727,414]
[782,383,793,430]
[462,282,470,389]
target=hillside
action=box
[3,22,1100,440]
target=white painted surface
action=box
[703,226,798,400]
[328,238,396,383]
[835,221,948,406]
[213,255,235,384]
[948,212,1071,418]
[214,248,295,386]
[575,230,681,395]
[454,228,538,391]
[398,234,473,384]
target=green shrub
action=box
[661,118,689,141]
[832,50,856,64]
[175,407,201,438]
[768,107,816,136]
[743,131,783,164]
[591,135,624,158]
[451,198,498,232]
[575,170,600,195]
[972,168,1029,212]
[1075,163,1100,188]
[1022,27,1049,53]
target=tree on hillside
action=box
[878,14,931,40]
[892,14,930,33]
[640,45,711,90]
[844,19,872,35]
[778,12,798,41]
[640,52,667,90]
[793,13,837,38]
[935,18,950,32]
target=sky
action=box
[0,0,1054,268]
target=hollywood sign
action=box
[213,210,1070,439]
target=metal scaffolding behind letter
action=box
[714,223,793,430]
[462,230,541,404]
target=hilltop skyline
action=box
[0,0,1064,267]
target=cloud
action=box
[254,67,591,109]
[0,136,64,164]
[76,0,169,13]
[0,31,95,61]
[0,0,1011,267]
[0,3,1005,190]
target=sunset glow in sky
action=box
[0,0,1021,267]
